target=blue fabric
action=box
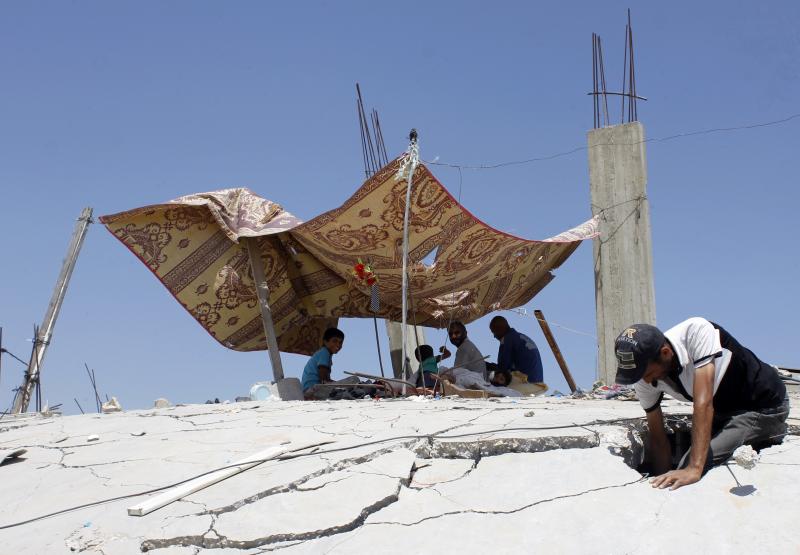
[301,346,332,391]
[497,328,543,383]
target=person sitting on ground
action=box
[615,317,789,491]
[488,316,544,385]
[302,327,359,400]
[448,321,487,379]
[414,344,451,388]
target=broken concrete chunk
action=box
[732,445,760,469]
[87,434,100,442]
[101,396,122,413]
[153,398,170,409]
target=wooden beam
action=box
[244,237,285,381]
[534,309,577,393]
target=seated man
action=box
[448,321,487,379]
[488,316,544,385]
[615,317,789,490]
[301,327,358,400]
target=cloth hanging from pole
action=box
[100,157,598,356]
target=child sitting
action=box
[414,344,451,388]
[302,327,358,400]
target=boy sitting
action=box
[302,327,358,400]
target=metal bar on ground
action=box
[533,310,577,393]
[245,237,285,382]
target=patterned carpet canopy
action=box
[100,156,598,355]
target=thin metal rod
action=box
[725,464,742,487]
[374,111,389,166]
[586,91,647,101]
[74,398,85,414]
[597,37,610,126]
[356,85,371,177]
[372,316,385,378]
[85,363,101,413]
[91,369,101,412]
[629,9,638,121]
[0,347,27,366]
[592,34,598,128]
[621,22,628,124]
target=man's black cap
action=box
[614,324,666,385]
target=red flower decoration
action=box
[352,258,379,286]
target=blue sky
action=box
[1,2,798,413]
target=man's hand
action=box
[649,467,702,490]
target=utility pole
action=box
[12,207,93,414]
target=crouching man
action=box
[614,317,789,490]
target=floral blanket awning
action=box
[100,157,598,356]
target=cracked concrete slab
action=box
[410,458,475,488]
[0,394,797,554]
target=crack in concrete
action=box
[136,429,621,551]
[410,458,479,489]
[205,442,414,516]
[295,476,351,492]
[140,484,407,552]
[367,475,648,528]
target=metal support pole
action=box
[400,129,419,394]
[534,310,577,393]
[13,207,93,414]
[245,237,285,382]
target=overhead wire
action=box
[423,112,800,171]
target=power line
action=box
[425,112,800,171]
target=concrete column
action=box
[588,122,656,385]
[385,320,425,379]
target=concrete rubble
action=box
[0,393,798,554]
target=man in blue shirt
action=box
[302,327,348,399]
[489,316,544,384]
